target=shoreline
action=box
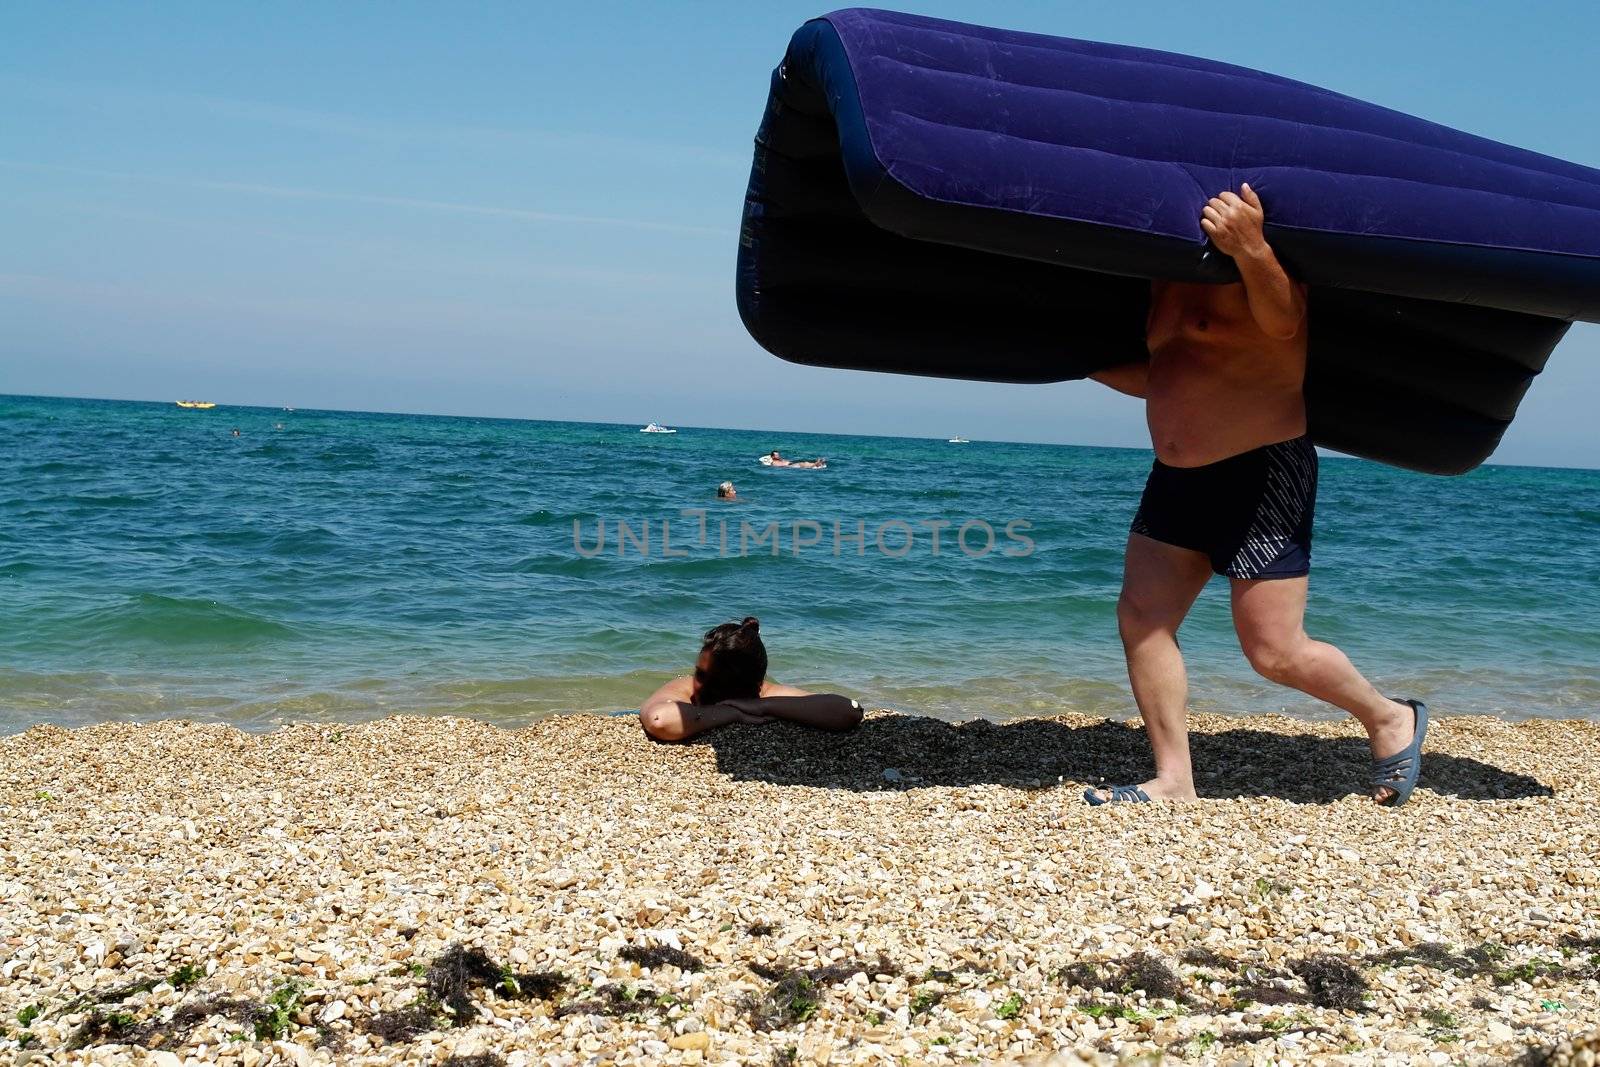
[2,709,1597,1065]
[10,689,1600,741]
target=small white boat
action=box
[947,435,970,444]
[640,423,677,434]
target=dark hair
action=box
[694,616,767,705]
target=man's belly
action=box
[1146,362,1307,468]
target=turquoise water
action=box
[2,393,1597,733]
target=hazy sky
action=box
[4,1,1598,468]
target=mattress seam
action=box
[876,109,1600,253]
[859,57,1600,208]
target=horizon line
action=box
[6,390,1597,474]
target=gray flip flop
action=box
[1083,784,1151,806]
[1371,698,1428,806]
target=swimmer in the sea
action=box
[639,617,863,742]
[717,481,738,500]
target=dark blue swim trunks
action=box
[1130,435,1318,580]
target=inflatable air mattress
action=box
[736,8,1600,473]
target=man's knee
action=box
[1117,592,1175,642]
[1241,636,1305,684]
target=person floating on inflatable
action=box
[759,450,826,469]
[639,617,862,742]
[1083,185,1426,807]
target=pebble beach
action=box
[2,710,1598,1066]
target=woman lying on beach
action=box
[639,617,863,742]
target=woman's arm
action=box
[639,677,725,742]
[640,678,861,741]
[642,701,744,742]
[726,691,863,733]
[640,676,777,742]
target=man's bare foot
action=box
[1367,698,1417,804]
[1084,777,1197,803]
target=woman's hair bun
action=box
[740,616,760,632]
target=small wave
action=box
[639,550,812,575]
[62,593,300,648]
[313,442,381,469]
[246,441,297,459]
[266,526,345,558]
[21,460,81,475]
[65,493,153,509]
[503,553,613,576]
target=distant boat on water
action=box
[175,400,217,409]
[948,435,970,444]
[640,423,677,434]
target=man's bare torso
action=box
[1144,279,1308,467]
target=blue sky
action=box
[3,0,1598,467]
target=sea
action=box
[2,393,1596,734]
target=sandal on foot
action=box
[1371,698,1429,807]
[1083,784,1152,806]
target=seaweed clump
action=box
[1054,961,1102,990]
[1370,941,1490,977]
[619,944,705,972]
[56,963,207,1018]
[1180,947,1235,971]
[426,944,566,1020]
[428,946,505,1020]
[554,984,661,1019]
[1290,955,1368,1011]
[1112,952,1186,1001]
[147,996,264,1047]
[743,958,892,1031]
[1364,939,1576,985]
[65,1010,140,1051]
[66,994,270,1052]
[1053,952,1186,1003]
[364,944,565,1040]
[364,1000,443,1042]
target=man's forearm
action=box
[1234,243,1304,340]
[1089,361,1150,398]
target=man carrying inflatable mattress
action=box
[733,10,1599,807]
[1083,186,1426,807]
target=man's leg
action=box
[1101,532,1214,801]
[1230,576,1416,802]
